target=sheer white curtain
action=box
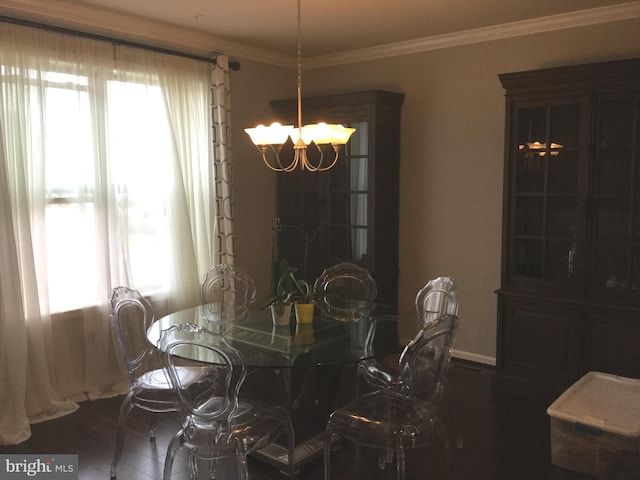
[0,23,228,445]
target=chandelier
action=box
[244,0,355,172]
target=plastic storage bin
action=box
[547,372,640,478]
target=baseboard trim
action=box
[398,336,496,366]
[452,349,496,366]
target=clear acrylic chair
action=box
[324,314,459,480]
[200,264,256,324]
[108,286,207,478]
[359,276,458,389]
[313,262,377,321]
[415,276,461,449]
[358,276,462,447]
[415,276,458,328]
[159,323,295,480]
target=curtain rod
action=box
[0,15,241,71]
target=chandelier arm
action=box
[261,148,285,172]
[273,144,301,172]
[262,156,285,172]
[298,143,341,172]
[257,145,300,172]
[300,145,322,172]
[318,146,342,171]
[298,142,321,172]
[284,149,301,172]
[313,145,341,172]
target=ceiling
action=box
[2,0,640,64]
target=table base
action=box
[254,434,340,475]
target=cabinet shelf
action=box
[515,193,577,197]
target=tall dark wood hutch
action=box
[495,58,640,398]
[270,90,404,307]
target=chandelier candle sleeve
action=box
[245,123,294,146]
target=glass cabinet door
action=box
[272,90,403,306]
[509,100,585,286]
[591,94,640,293]
[327,121,369,264]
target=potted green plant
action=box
[253,258,335,325]
[291,270,347,324]
[252,259,299,325]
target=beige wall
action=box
[230,18,640,364]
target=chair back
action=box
[110,286,156,384]
[414,276,458,329]
[158,324,246,431]
[397,313,458,416]
[200,264,256,323]
[313,262,377,321]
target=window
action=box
[1,47,213,315]
[34,72,174,312]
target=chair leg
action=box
[396,447,406,480]
[285,418,296,479]
[110,393,135,478]
[149,412,158,439]
[206,458,215,480]
[377,448,392,470]
[236,455,249,480]
[234,443,249,480]
[323,427,333,480]
[270,406,296,479]
[380,401,394,470]
[436,419,453,480]
[190,453,198,480]
[163,430,183,480]
[445,381,463,449]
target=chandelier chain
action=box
[296,0,303,132]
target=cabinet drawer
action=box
[586,310,640,378]
[498,296,582,388]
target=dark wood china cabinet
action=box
[270,90,404,307]
[495,58,640,399]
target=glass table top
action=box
[147,304,402,369]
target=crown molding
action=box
[0,0,638,69]
[305,1,640,69]
[0,0,295,67]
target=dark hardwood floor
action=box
[0,361,605,479]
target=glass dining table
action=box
[147,303,400,368]
[147,303,402,473]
